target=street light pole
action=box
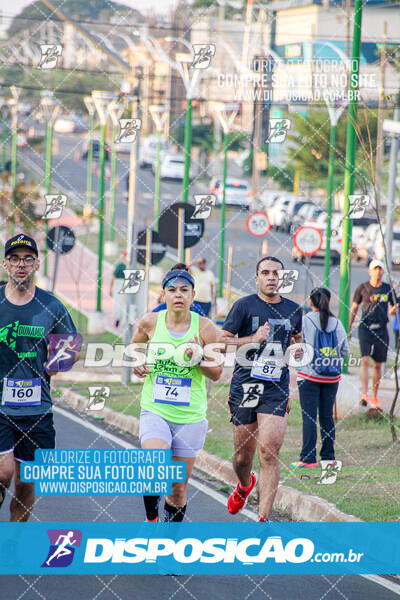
[108,100,125,244]
[214,102,239,298]
[123,68,143,386]
[324,122,337,287]
[8,86,19,237]
[220,131,228,297]
[83,96,95,211]
[182,97,192,206]
[0,101,7,172]
[149,105,168,232]
[338,0,363,340]
[41,91,61,279]
[92,90,116,313]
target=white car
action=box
[351,217,377,248]
[374,228,400,265]
[355,223,380,263]
[210,177,252,208]
[137,135,170,167]
[160,154,197,181]
[54,115,87,133]
[269,195,308,230]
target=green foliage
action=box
[267,165,295,191]
[171,122,215,153]
[221,131,248,153]
[192,0,244,18]
[7,0,136,37]
[287,108,378,189]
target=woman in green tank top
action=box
[132,267,222,523]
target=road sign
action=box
[246,212,271,237]
[47,225,75,254]
[383,119,400,136]
[158,202,205,249]
[293,225,323,256]
[136,229,166,266]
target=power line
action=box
[2,12,400,42]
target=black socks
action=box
[143,495,160,521]
[164,500,186,522]
[144,496,187,522]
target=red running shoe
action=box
[227,472,257,514]
[145,516,159,522]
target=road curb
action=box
[59,390,361,523]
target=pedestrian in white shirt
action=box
[189,258,215,317]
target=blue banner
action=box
[0,522,399,575]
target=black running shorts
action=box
[358,325,389,363]
[0,413,55,462]
[228,393,290,426]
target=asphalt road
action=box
[1,409,399,600]
[19,128,374,312]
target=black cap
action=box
[4,234,38,257]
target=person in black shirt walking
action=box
[349,260,395,410]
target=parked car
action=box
[281,199,312,233]
[137,134,170,167]
[266,196,294,230]
[289,202,321,235]
[210,177,252,208]
[81,137,110,161]
[354,223,380,263]
[54,115,87,133]
[374,228,400,265]
[160,154,197,180]
[351,216,378,248]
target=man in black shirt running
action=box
[0,234,79,521]
[220,256,302,522]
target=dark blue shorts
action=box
[0,413,55,462]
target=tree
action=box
[7,0,140,38]
[287,108,378,190]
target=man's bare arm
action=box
[348,302,359,332]
[219,322,270,349]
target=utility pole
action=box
[123,68,143,386]
[376,21,387,209]
[338,0,363,344]
[251,9,268,198]
[385,95,400,269]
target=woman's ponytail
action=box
[310,287,334,330]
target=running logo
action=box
[42,529,82,568]
[0,321,20,349]
[241,383,264,407]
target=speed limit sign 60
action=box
[293,226,323,256]
[246,212,271,237]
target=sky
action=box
[0,0,179,19]
[0,0,180,37]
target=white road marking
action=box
[54,406,400,596]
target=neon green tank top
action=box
[140,310,207,423]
